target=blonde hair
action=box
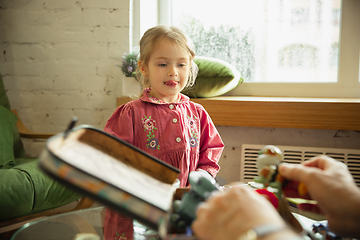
[136,25,198,91]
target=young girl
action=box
[103,25,224,240]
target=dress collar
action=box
[140,88,189,105]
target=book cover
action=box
[38,125,180,230]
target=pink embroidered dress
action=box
[103,88,224,239]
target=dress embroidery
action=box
[115,232,127,240]
[187,115,199,147]
[142,115,160,149]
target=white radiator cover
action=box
[240,144,360,187]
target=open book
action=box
[38,125,180,229]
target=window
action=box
[279,44,318,68]
[291,8,310,26]
[132,0,360,98]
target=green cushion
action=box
[0,74,11,109]
[182,57,243,98]
[0,106,25,169]
[0,161,35,220]
[0,158,83,221]
[14,158,83,213]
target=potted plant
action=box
[118,49,141,97]
[119,49,139,78]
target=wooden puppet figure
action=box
[254,145,285,193]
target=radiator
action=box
[240,144,360,187]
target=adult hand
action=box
[279,155,360,238]
[191,184,298,240]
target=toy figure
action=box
[169,171,220,233]
[254,145,285,195]
[254,145,308,198]
[253,145,306,235]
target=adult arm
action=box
[279,156,360,238]
[192,185,301,240]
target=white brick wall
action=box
[0,0,130,156]
[0,0,129,130]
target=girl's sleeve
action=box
[196,105,224,178]
[104,103,135,144]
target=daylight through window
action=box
[170,0,341,83]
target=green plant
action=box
[119,49,139,77]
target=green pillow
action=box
[0,164,35,220]
[182,57,243,98]
[16,158,83,215]
[0,106,25,169]
[0,158,82,220]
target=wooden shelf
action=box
[117,96,360,130]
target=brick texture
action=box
[0,0,129,148]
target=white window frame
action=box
[131,0,360,98]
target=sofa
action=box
[0,74,93,230]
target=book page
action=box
[54,140,175,211]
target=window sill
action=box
[116,96,360,130]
